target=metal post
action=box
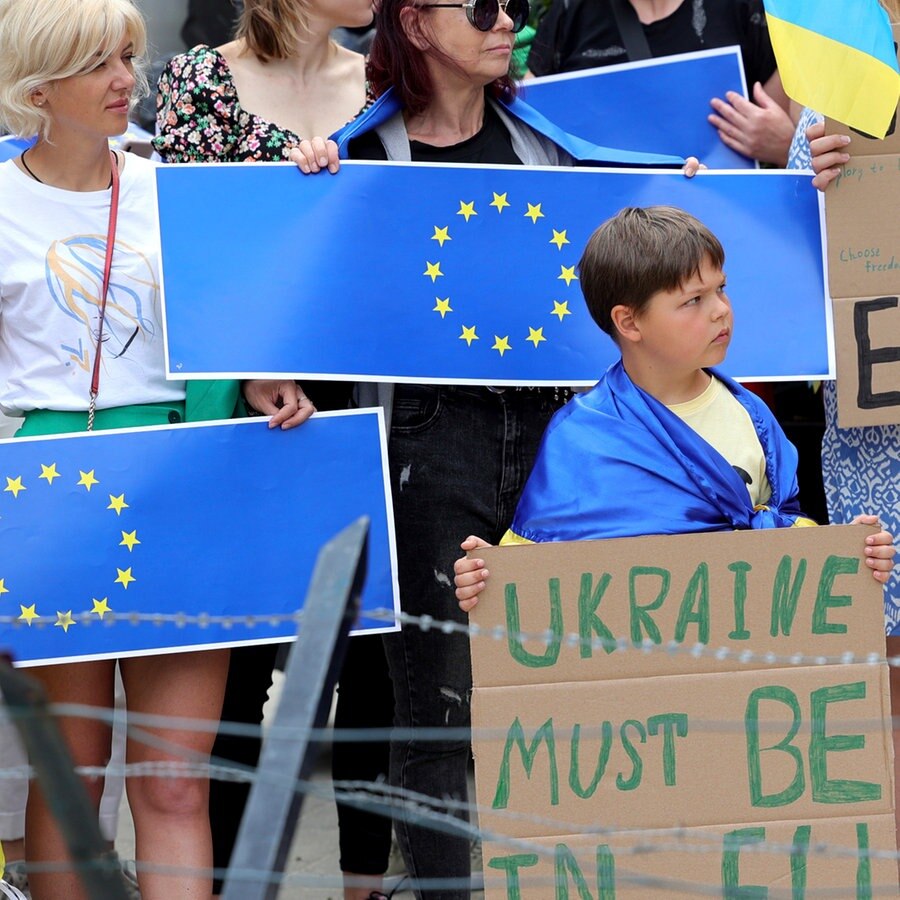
[221,516,369,899]
[0,658,130,900]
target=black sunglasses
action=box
[420,0,530,33]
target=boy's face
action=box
[628,258,732,378]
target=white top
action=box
[668,375,772,507]
[0,154,185,416]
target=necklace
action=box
[19,148,43,183]
[20,148,115,188]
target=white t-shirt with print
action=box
[0,154,185,416]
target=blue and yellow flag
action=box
[508,363,807,545]
[765,0,900,138]
[0,412,398,666]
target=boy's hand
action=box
[851,515,896,583]
[454,535,493,612]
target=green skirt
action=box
[15,380,243,437]
[17,402,187,436]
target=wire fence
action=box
[2,607,899,897]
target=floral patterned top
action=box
[153,44,372,162]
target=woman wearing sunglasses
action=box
[325,2,696,896]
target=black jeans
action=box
[384,385,560,899]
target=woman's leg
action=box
[120,648,228,900]
[25,659,116,900]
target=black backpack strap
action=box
[608,0,653,61]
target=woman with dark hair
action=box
[327,3,696,896]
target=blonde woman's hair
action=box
[237,0,311,63]
[0,0,147,139]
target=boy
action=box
[454,206,895,607]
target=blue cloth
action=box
[510,362,807,543]
[331,87,685,167]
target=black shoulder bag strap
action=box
[608,0,653,61]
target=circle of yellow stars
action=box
[423,192,578,356]
[2,463,140,634]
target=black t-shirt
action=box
[349,101,523,165]
[528,0,777,90]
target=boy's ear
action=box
[610,305,641,343]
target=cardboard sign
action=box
[825,23,900,427]
[468,526,896,897]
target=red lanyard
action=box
[87,149,121,431]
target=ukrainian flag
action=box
[765,0,899,138]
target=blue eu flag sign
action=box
[0,412,398,667]
[524,48,754,170]
[158,162,828,384]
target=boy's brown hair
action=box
[579,206,725,340]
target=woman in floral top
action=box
[154,3,389,899]
[154,2,374,163]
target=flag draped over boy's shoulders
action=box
[764,0,900,139]
[508,362,809,544]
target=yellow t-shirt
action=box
[668,375,771,507]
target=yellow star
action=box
[18,604,38,626]
[91,597,112,619]
[492,335,512,356]
[549,229,570,250]
[0,579,8,596]
[558,265,578,286]
[423,261,444,282]
[433,297,453,318]
[551,300,572,321]
[457,200,477,222]
[459,325,479,346]
[115,567,136,590]
[39,463,60,484]
[120,530,141,552]
[490,192,510,213]
[77,470,99,491]
[431,225,451,247]
[526,327,547,347]
[524,203,544,224]
[4,476,25,498]
[107,493,129,516]
[54,610,75,632]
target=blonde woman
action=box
[0,1,305,897]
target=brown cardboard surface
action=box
[468,529,896,896]
[481,815,898,899]
[469,525,884,688]
[473,665,892,837]
[832,294,900,427]
[824,27,900,425]
[824,155,900,301]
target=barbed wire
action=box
[4,608,900,895]
[3,605,900,671]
